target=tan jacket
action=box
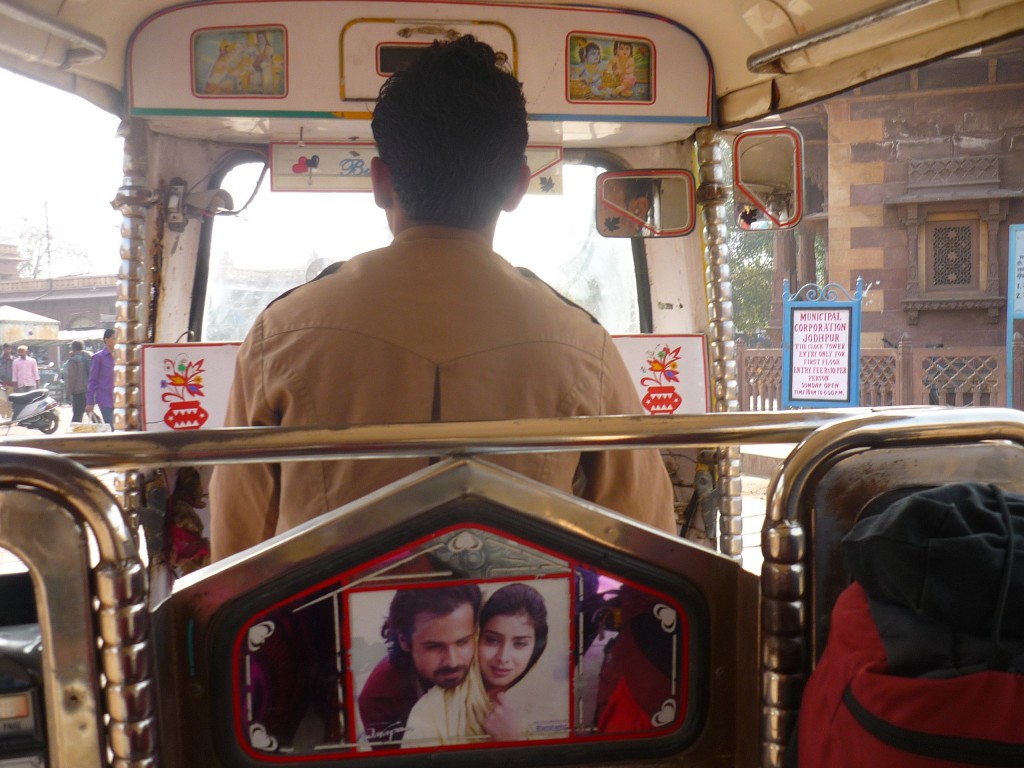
[210,227,674,559]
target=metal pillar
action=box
[111,119,151,529]
[695,127,743,560]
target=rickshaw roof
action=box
[2,0,1022,129]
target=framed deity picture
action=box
[192,25,287,97]
[566,33,654,104]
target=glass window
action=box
[202,163,640,341]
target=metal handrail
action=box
[759,406,1024,768]
[0,408,916,470]
[0,448,152,767]
[747,0,946,74]
[0,0,106,66]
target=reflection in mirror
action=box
[232,525,690,759]
[596,170,695,237]
[733,127,803,230]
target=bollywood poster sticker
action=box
[192,26,287,97]
[566,34,653,104]
[348,578,571,751]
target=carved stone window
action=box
[897,196,1010,324]
[925,217,978,291]
[890,156,1019,324]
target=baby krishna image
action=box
[567,34,652,103]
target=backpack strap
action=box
[841,684,1024,766]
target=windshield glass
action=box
[202,162,640,341]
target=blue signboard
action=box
[1007,224,1024,407]
[781,278,863,409]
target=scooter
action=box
[0,386,60,434]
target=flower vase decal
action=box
[640,344,683,414]
[160,355,209,430]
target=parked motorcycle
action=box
[0,387,60,434]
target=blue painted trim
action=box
[529,113,710,124]
[131,107,710,125]
[187,617,197,677]
[1008,225,1024,407]
[132,107,342,118]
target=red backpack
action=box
[796,483,1024,767]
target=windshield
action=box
[202,162,641,341]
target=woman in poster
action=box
[401,583,549,747]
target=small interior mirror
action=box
[596,170,695,238]
[733,127,803,230]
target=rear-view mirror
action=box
[596,170,695,238]
[733,127,803,230]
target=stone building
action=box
[0,241,115,331]
[0,274,117,331]
[769,34,1024,350]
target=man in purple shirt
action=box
[86,328,115,428]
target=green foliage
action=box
[728,228,774,335]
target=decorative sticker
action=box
[566,33,653,104]
[192,26,287,97]
[613,335,710,415]
[141,343,240,432]
[270,144,563,194]
[231,523,689,758]
[271,143,376,192]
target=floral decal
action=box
[162,356,206,399]
[160,354,210,430]
[640,345,681,387]
[640,344,683,415]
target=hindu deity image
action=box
[193,27,286,96]
[567,35,652,103]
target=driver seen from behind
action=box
[209,35,674,559]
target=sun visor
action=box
[127,0,712,148]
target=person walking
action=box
[0,343,13,390]
[0,343,12,419]
[86,328,115,428]
[12,345,39,392]
[64,340,92,423]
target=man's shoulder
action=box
[265,258,351,311]
[513,265,603,326]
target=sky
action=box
[0,67,638,330]
[0,69,125,276]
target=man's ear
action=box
[398,633,411,653]
[501,163,532,213]
[370,156,394,210]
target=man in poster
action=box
[357,585,482,746]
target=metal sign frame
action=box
[781,278,863,409]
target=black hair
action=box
[579,42,601,61]
[371,35,528,229]
[382,584,483,663]
[103,328,115,340]
[478,583,548,687]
